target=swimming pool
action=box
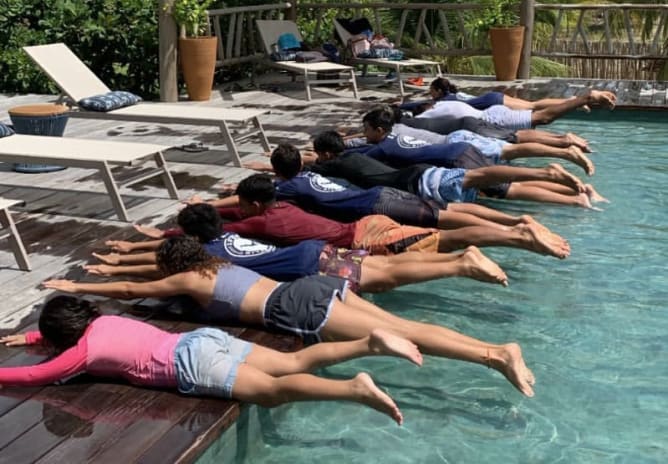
[198,110,668,463]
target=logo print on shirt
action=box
[397,135,430,149]
[308,174,347,193]
[223,234,276,257]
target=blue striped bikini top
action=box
[205,265,262,320]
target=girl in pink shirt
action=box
[0,295,430,425]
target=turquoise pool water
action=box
[199,111,668,463]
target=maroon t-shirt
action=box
[217,202,356,247]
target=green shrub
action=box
[0,0,160,98]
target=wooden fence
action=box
[158,1,668,100]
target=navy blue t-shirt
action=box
[274,171,382,222]
[203,232,323,281]
[358,133,479,169]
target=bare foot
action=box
[460,246,508,287]
[518,222,571,259]
[565,132,592,153]
[588,89,617,109]
[546,163,586,193]
[92,252,120,265]
[585,184,609,203]
[519,215,551,235]
[352,373,404,425]
[487,343,535,397]
[368,329,423,366]
[565,146,595,176]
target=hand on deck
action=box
[92,252,120,265]
[84,264,115,276]
[0,334,27,347]
[132,224,164,240]
[42,279,76,293]
[242,161,273,172]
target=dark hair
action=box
[177,203,222,243]
[235,174,276,204]
[430,77,457,97]
[38,296,100,352]
[313,130,345,155]
[362,106,394,132]
[156,236,227,276]
[270,144,302,179]
[389,104,404,123]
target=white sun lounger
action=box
[23,43,271,167]
[255,20,358,101]
[333,19,442,97]
[0,134,179,222]
[0,198,30,271]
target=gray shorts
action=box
[263,275,349,345]
[174,327,253,399]
[373,187,440,227]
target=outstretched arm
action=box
[0,342,87,387]
[42,274,191,300]
[85,263,161,278]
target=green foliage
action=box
[0,0,160,98]
[446,55,568,77]
[473,0,520,33]
[167,0,214,38]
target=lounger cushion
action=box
[0,123,14,137]
[78,91,142,112]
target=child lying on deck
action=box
[0,295,422,424]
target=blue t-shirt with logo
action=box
[203,232,323,281]
[357,133,477,169]
[274,171,382,222]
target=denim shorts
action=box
[447,129,506,161]
[174,327,253,399]
[419,166,478,205]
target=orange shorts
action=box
[352,215,439,255]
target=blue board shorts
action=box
[174,327,253,399]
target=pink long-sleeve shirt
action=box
[0,316,181,388]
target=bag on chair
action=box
[348,33,371,57]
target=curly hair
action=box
[39,295,101,352]
[177,203,222,243]
[156,236,228,277]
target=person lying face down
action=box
[42,237,537,397]
[0,295,430,425]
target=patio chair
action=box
[255,20,359,101]
[0,134,179,222]
[333,19,442,97]
[23,43,271,167]
[0,198,30,271]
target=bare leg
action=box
[506,183,593,209]
[436,223,570,258]
[503,95,578,111]
[446,202,522,227]
[515,129,591,152]
[245,329,422,374]
[531,90,616,126]
[501,143,594,176]
[359,246,508,290]
[232,366,404,424]
[463,163,585,194]
[322,297,535,396]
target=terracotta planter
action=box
[489,26,525,81]
[178,36,217,101]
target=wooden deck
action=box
[0,74,666,463]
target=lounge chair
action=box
[333,19,442,97]
[0,198,30,271]
[0,134,179,222]
[255,20,359,101]
[23,43,271,167]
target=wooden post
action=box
[518,0,534,79]
[159,0,179,102]
[287,0,297,21]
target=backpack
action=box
[348,33,371,57]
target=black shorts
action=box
[263,275,348,345]
[373,187,440,227]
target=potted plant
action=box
[476,0,525,81]
[166,0,217,101]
